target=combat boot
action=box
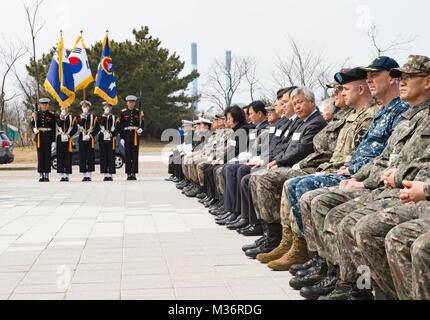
[268,234,309,271]
[300,266,339,300]
[245,223,282,259]
[289,259,328,290]
[289,251,318,276]
[318,280,354,300]
[256,225,293,264]
[296,255,326,278]
[242,235,266,253]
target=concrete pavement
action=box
[0,154,302,300]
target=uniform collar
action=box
[402,98,430,120]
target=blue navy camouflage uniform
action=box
[286,97,409,235]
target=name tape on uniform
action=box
[292,132,301,141]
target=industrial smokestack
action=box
[191,43,198,111]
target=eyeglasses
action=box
[398,74,429,82]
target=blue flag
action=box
[44,35,75,108]
[94,34,118,105]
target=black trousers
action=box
[240,169,263,225]
[168,155,174,175]
[56,137,72,174]
[124,135,140,174]
[79,140,95,173]
[234,165,252,214]
[37,133,52,173]
[100,139,116,174]
[223,163,243,213]
[205,164,221,200]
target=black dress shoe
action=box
[241,224,263,236]
[165,176,174,182]
[199,196,211,204]
[237,224,252,234]
[172,177,180,183]
[227,218,249,230]
[127,176,133,181]
[204,199,218,208]
[196,193,207,199]
[242,236,266,252]
[215,212,233,221]
[82,177,88,182]
[45,178,50,182]
[64,177,69,182]
[216,213,239,226]
[39,177,45,182]
[104,177,109,182]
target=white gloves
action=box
[120,139,125,147]
[238,152,252,163]
[137,129,143,134]
[61,134,69,142]
[33,128,39,134]
[83,135,91,141]
[51,142,56,149]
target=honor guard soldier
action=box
[31,98,56,182]
[56,107,78,182]
[115,95,144,181]
[77,100,100,182]
[99,102,119,181]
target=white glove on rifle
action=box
[137,129,143,134]
[120,139,125,147]
[33,128,39,134]
[51,142,56,149]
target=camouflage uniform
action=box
[288,98,407,235]
[253,105,373,224]
[384,207,430,300]
[196,128,232,187]
[308,99,430,270]
[309,100,430,296]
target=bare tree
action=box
[367,23,417,58]
[273,39,334,97]
[202,55,257,110]
[0,43,26,134]
[24,0,45,102]
[243,58,260,102]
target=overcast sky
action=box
[0,0,428,110]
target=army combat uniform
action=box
[289,97,407,236]
[309,98,430,298]
[385,213,430,300]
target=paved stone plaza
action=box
[0,154,301,300]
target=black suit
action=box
[275,110,327,167]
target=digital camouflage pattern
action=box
[298,107,353,174]
[390,54,430,77]
[361,204,430,300]
[284,98,408,235]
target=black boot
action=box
[290,251,318,276]
[296,255,326,278]
[289,258,328,290]
[242,235,266,253]
[241,222,263,236]
[245,223,282,259]
[300,266,339,300]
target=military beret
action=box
[39,98,50,104]
[80,100,92,107]
[126,95,137,102]
[334,67,367,85]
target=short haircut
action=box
[277,88,288,100]
[320,98,336,114]
[290,87,315,102]
[249,100,267,116]
[226,105,246,124]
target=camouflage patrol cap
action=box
[390,55,430,78]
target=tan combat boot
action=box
[267,234,309,271]
[256,225,293,264]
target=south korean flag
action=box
[69,35,94,91]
